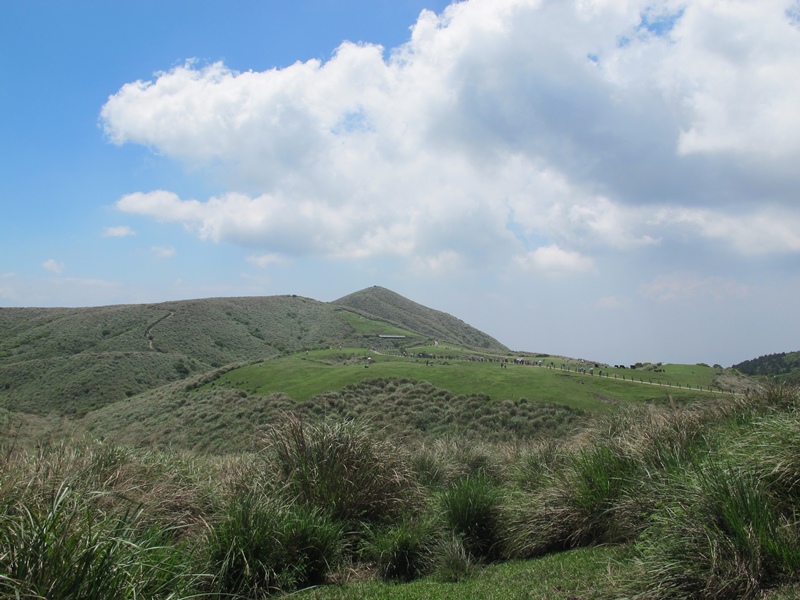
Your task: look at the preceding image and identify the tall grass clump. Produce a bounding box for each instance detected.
[431,533,477,582]
[0,483,198,599]
[629,385,800,599]
[206,493,342,596]
[409,437,507,490]
[727,385,800,507]
[266,416,420,524]
[365,517,436,581]
[564,443,640,545]
[503,434,643,558]
[636,458,800,599]
[509,439,568,491]
[503,404,721,560]
[439,475,503,560]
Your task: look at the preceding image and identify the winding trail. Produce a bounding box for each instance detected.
[144,311,174,351]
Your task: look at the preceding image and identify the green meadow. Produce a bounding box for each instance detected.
[207,347,726,413]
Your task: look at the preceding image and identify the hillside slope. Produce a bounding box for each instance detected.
[334,286,507,352]
[1,289,507,415]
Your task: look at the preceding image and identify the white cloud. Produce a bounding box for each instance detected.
[41,259,65,274]
[640,272,750,302]
[246,253,285,267]
[666,0,800,157]
[101,0,800,272]
[514,245,594,276]
[150,245,176,259]
[102,225,136,237]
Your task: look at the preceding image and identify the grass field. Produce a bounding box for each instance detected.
[207,347,726,413]
[336,311,419,337]
[298,545,630,600]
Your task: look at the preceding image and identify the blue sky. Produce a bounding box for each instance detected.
[2,0,800,367]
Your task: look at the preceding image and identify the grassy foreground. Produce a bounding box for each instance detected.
[3,383,800,598]
[298,545,629,599]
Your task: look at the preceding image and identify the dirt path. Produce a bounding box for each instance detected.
[144,311,174,351]
[576,370,726,394]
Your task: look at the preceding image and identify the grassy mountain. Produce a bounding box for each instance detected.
[334,286,507,352]
[0,290,505,416]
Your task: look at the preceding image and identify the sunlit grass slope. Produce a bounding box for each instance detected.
[208,348,726,412]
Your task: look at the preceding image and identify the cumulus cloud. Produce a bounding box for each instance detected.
[650,206,800,255]
[102,0,800,272]
[41,259,65,274]
[102,225,136,237]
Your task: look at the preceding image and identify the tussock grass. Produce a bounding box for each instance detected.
[206,494,342,596]
[431,533,477,583]
[0,477,202,599]
[365,517,437,582]
[635,460,800,599]
[409,437,510,488]
[87,376,585,455]
[439,475,503,560]
[2,384,800,598]
[266,416,422,524]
